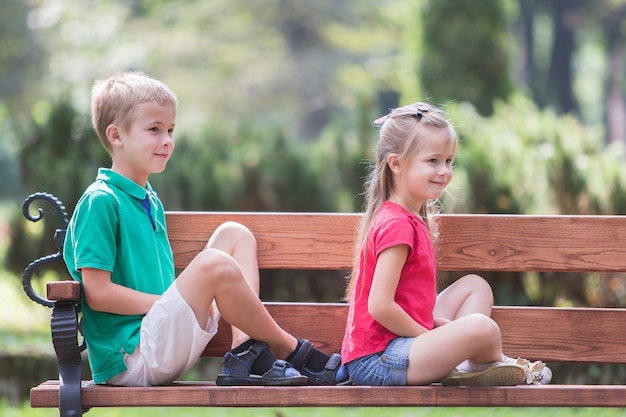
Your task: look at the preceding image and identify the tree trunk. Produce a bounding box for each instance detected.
[604,14,626,145]
[547,0,579,114]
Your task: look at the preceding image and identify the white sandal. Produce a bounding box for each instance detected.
[503,356,552,385]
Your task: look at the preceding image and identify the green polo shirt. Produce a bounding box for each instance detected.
[63,168,175,383]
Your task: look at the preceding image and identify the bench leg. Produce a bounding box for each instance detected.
[51,301,84,417]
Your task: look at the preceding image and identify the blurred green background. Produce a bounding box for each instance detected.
[2,0,626,411]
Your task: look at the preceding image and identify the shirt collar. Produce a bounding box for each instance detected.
[96,168,153,199]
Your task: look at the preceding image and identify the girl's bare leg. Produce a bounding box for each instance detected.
[404,274,502,384]
[434,274,494,320]
[405,313,503,385]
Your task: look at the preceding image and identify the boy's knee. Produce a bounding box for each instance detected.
[211,221,257,249]
[195,248,241,279]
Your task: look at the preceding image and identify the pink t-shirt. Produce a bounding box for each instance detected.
[341,201,437,365]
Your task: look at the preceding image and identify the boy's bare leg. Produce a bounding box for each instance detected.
[177,221,344,385]
[175,222,297,359]
[206,222,262,348]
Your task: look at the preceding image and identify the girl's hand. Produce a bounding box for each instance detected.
[434,317,451,328]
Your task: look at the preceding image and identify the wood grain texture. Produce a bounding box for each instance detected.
[46,213,626,364]
[436,215,626,272]
[166,212,360,270]
[46,281,80,301]
[166,213,626,272]
[30,381,626,408]
[36,212,626,409]
[42,286,626,364]
[203,303,626,364]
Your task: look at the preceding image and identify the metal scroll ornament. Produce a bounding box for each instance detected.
[21,192,69,308]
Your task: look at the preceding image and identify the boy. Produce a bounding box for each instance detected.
[64,71,344,386]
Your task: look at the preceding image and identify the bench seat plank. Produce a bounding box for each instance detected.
[30,381,626,408]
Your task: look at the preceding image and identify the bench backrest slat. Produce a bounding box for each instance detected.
[438,215,626,272]
[167,213,626,272]
[203,303,626,364]
[167,212,360,270]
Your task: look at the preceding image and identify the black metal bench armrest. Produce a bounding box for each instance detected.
[52,301,84,417]
[22,193,85,417]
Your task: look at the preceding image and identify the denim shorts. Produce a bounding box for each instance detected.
[345,337,414,386]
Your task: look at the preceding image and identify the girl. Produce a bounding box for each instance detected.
[341,102,551,386]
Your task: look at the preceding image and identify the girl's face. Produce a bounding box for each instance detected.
[108,101,176,186]
[387,127,456,214]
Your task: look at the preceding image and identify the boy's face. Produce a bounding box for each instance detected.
[107,101,176,186]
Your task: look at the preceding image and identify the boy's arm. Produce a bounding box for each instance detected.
[82,268,160,315]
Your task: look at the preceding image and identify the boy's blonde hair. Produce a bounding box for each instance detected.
[346,102,458,300]
[91,71,178,153]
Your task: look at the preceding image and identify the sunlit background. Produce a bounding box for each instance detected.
[2,0,626,411]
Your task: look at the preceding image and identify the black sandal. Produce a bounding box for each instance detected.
[288,339,349,385]
[216,341,308,386]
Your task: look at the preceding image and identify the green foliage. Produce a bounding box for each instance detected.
[13,0,412,143]
[18,95,109,209]
[6,95,108,275]
[442,95,626,309]
[149,95,378,215]
[11,92,626,309]
[4,0,626,391]
[153,123,355,213]
[0,0,45,110]
[5,0,626,315]
[0,104,20,198]
[421,0,513,116]
[445,94,626,216]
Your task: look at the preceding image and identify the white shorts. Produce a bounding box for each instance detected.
[107,281,220,386]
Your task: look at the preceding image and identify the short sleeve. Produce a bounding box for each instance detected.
[372,215,416,257]
[70,190,119,273]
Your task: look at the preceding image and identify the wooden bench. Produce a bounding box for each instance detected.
[21,192,626,416]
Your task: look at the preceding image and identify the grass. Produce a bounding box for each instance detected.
[3,401,626,417]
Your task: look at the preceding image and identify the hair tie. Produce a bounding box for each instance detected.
[415,106,429,120]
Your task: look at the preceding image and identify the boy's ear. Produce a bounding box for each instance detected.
[387,153,401,174]
[105,124,122,147]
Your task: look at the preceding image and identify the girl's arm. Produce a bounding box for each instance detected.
[82,268,160,315]
[368,245,429,337]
